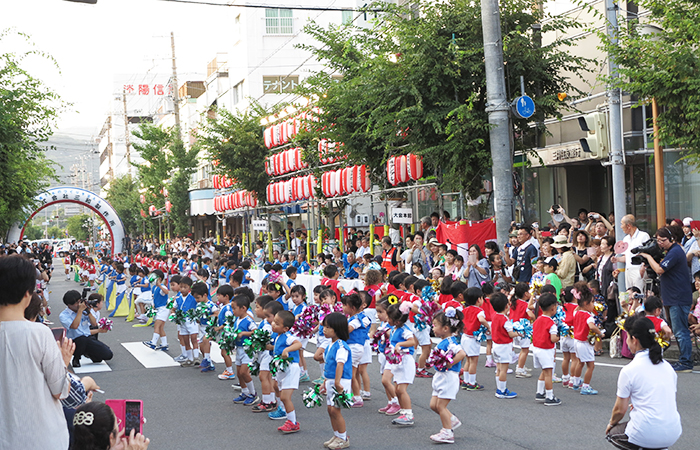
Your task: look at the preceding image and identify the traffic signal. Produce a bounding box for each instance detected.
[578,112,610,160]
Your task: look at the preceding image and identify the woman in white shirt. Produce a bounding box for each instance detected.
[606,314,682,449]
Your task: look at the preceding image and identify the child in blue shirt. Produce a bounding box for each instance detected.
[143,269,170,351]
[268,310,303,432]
[251,296,282,413]
[241,260,254,285]
[342,293,371,407]
[322,312,352,448]
[176,276,200,366]
[134,267,152,322]
[231,294,258,406]
[429,308,467,444]
[192,281,218,372]
[290,285,310,382]
[215,285,236,380]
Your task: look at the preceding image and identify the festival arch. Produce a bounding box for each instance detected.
[5,186,126,255]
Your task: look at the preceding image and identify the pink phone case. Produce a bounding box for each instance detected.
[105,399,143,434]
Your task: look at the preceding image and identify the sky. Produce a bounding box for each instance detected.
[2,0,238,138]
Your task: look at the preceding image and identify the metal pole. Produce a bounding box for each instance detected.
[606,0,627,291]
[652,98,665,229]
[480,0,514,244]
[170,32,182,138]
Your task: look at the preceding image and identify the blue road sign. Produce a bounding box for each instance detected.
[513,95,535,119]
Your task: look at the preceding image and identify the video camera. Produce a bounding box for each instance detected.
[630,238,663,278]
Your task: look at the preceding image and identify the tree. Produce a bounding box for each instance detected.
[0,30,60,236]
[603,0,700,164]
[24,224,43,240]
[47,225,64,239]
[299,0,591,213]
[104,174,142,236]
[67,214,90,241]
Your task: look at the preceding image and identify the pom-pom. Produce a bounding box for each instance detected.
[217,326,240,355]
[332,387,354,409]
[248,360,261,376]
[587,329,603,345]
[166,297,176,310]
[473,324,489,343]
[204,317,219,340]
[399,301,412,316]
[269,355,293,376]
[302,384,325,408]
[243,329,272,359]
[512,318,533,341]
[188,302,209,322]
[168,309,187,326]
[291,305,319,339]
[370,328,390,353]
[426,348,455,371]
[415,297,441,331]
[529,280,544,297]
[594,301,605,313]
[145,305,157,319]
[656,330,670,349]
[384,345,407,364]
[553,306,571,337]
[421,285,438,303]
[97,317,113,331]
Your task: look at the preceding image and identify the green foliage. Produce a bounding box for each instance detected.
[67,214,90,241]
[104,175,142,236]
[299,0,590,199]
[602,0,700,164]
[196,105,271,203]
[0,30,61,236]
[47,225,64,239]
[24,224,43,240]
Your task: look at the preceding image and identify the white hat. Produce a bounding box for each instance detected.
[683,217,693,227]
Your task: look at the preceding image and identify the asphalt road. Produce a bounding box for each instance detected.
[45,266,699,450]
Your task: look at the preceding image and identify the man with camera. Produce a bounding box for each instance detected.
[616,215,650,292]
[59,290,113,368]
[639,226,694,372]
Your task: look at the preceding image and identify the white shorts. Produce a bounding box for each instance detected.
[460,334,481,357]
[574,339,595,363]
[325,378,353,407]
[431,370,460,400]
[135,291,152,304]
[180,319,198,336]
[88,274,96,281]
[317,335,332,351]
[349,343,364,368]
[492,343,514,364]
[235,346,253,366]
[378,352,387,374]
[560,336,576,353]
[364,308,378,324]
[155,306,169,322]
[514,336,531,349]
[258,351,272,372]
[275,362,300,390]
[360,340,372,365]
[486,321,493,340]
[198,324,208,342]
[389,353,416,385]
[532,347,556,369]
[414,326,431,347]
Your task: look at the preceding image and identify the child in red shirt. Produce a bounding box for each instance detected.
[560,286,579,388]
[460,286,490,390]
[509,283,536,378]
[571,282,604,394]
[532,293,561,406]
[490,292,520,399]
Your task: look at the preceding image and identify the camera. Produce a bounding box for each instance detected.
[551,204,561,215]
[630,239,663,266]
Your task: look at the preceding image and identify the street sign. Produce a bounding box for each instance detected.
[391,208,413,224]
[512,95,535,119]
[252,220,269,232]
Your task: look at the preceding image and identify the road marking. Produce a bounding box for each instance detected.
[122,342,180,368]
[73,357,112,374]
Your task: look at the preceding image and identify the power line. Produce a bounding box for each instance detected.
[157,0,384,12]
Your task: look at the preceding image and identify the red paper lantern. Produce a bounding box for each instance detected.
[407,154,423,180]
[139,194,145,204]
[396,155,408,183]
[387,157,397,186]
[165,200,172,213]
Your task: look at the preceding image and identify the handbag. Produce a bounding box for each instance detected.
[609,334,622,359]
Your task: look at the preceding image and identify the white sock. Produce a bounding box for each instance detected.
[486,355,493,363]
[495,376,500,390]
[546,389,554,399]
[263,394,274,403]
[443,428,454,435]
[187,349,193,359]
[287,410,296,424]
[338,432,347,440]
[497,380,506,391]
[334,431,341,438]
[160,336,167,346]
[404,408,413,418]
[562,374,570,381]
[242,387,250,395]
[582,383,590,389]
[248,383,256,395]
[226,366,233,373]
[277,397,285,411]
[204,353,210,361]
[537,380,545,395]
[390,397,398,404]
[193,348,200,358]
[151,333,159,345]
[469,373,476,384]
[179,344,186,356]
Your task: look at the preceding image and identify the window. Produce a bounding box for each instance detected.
[232,81,243,105]
[341,10,353,25]
[265,9,293,34]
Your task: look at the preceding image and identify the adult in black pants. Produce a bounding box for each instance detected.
[59,290,113,367]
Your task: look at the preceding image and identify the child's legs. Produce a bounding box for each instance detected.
[561,352,571,376]
[358,363,370,392]
[571,354,582,378]
[486,339,492,355]
[222,350,232,368]
[299,352,307,372]
[154,320,165,336]
[188,334,199,350]
[273,379,280,398]
[260,371,272,395]
[381,370,396,400]
[467,356,478,375]
[351,366,360,396]
[395,383,411,410]
[182,333,191,350]
[542,368,553,390]
[237,364,250,388]
[327,405,345,433]
[517,347,529,369]
[429,397,452,429]
[582,361,595,384]
[178,332,186,347]
[497,363,509,382]
[280,388,295,413]
[594,338,603,353]
[200,337,210,355]
[418,344,431,368]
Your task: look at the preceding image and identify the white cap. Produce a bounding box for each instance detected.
[683,217,693,227]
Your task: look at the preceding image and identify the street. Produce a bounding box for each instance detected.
[46,270,699,450]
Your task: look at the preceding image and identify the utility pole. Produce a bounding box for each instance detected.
[170,31,182,137]
[122,91,132,177]
[480,0,514,244]
[606,0,627,291]
[107,116,114,182]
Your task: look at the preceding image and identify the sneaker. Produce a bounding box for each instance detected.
[232,383,242,390]
[324,436,340,448]
[277,419,300,434]
[515,370,532,378]
[312,376,326,385]
[430,429,455,444]
[268,406,287,420]
[378,403,392,414]
[252,402,275,413]
[299,372,310,383]
[460,381,470,390]
[571,383,581,391]
[156,345,169,352]
[193,355,202,366]
[385,403,401,416]
[535,393,546,402]
[351,398,364,408]
[180,359,194,367]
[361,392,371,401]
[233,393,248,404]
[243,394,260,406]
[451,415,462,430]
[562,380,570,388]
[415,368,433,378]
[328,437,350,449]
[142,341,157,350]
[200,359,216,373]
[173,355,187,363]
[466,383,484,391]
[484,360,497,368]
[495,389,517,399]
[218,370,236,380]
[544,396,562,406]
[391,414,415,427]
[552,374,562,383]
[580,386,598,395]
[671,363,693,373]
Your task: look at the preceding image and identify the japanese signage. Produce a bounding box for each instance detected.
[527,143,590,167]
[122,83,172,96]
[391,208,413,224]
[262,76,299,94]
[252,220,269,231]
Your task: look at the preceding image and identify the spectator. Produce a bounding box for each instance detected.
[73,402,149,450]
[380,236,399,273]
[605,315,682,449]
[411,231,431,277]
[400,234,414,273]
[0,255,74,450]
[686,228,700,283]
[514,225,538,283]
[617,215,650,292]
[59,290,113,368]
[639,226,694,372]
[343,252,360,279]
[462,244,490,289]
[572,230,594,282]
[552,235,576,287]
[596,236,617,318]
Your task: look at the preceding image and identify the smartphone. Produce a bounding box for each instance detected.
[51,327,65,343]
[124,401,142,435]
